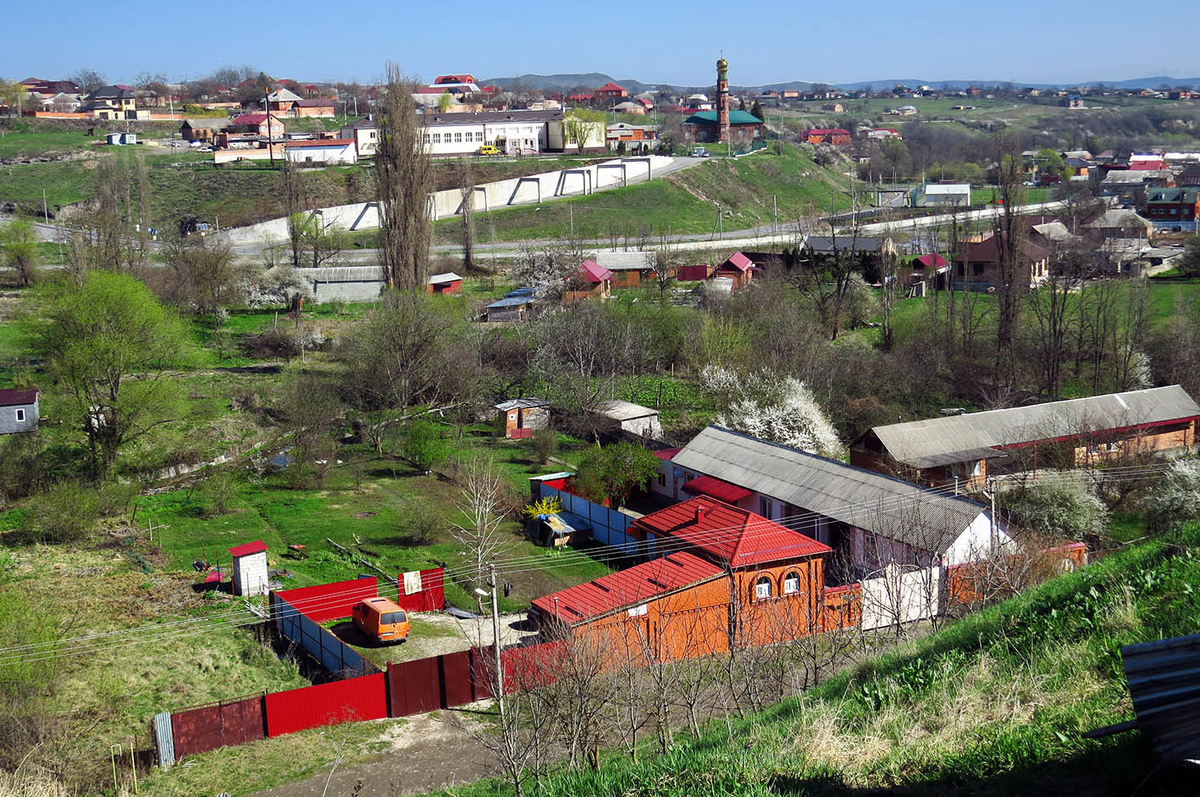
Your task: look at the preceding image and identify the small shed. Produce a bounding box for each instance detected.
[591,399,663,440]
[569,260,613,300]
[715,252,754,292]
[106,132,137,146]
[228,540,269,597]
[0,388,39,435]
[496,398,550,439]
[485,294,537,322]
[677,264,714,282]
[428,272,463,295]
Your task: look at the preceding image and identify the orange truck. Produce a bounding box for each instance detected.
[351,597,410,644]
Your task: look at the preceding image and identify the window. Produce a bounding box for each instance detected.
[369,131,376,139]
[973,263,985,276]
[463,132,472,142]
[754,577,772,600]
[657,472,666,487]
[380,611,407,625]
[783,572,800,595]
[14,409,25,423]
[423,134,430,144]
[759,497,772,518]
[454,132,463,143]
[956,263,965,277]
[433,133,441,143]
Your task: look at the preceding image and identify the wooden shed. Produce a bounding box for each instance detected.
[229,540,269,597]
[427,272,462,295]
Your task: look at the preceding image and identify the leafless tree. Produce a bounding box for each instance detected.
[458,157,476,272]
[377,64,433,290]
[991,132,1027,382]
[451,454,515,591]
[281,157,308,268]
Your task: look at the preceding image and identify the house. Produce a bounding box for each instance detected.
[229,540,269,597]
[485,290,538,322]
[588,400,662,440]
[683,110,764,146]
[1100,169,1173,208]
[1144,187,1200,229]
[595,82,629,102]
[804,128,851,146]
[568,260,612,300]
[180,118,231,142]
[1086,208,1154,240]
[950,231,1049,290]
[595,251,658,288]
[1061,94,1085,108]
[867,128,901,140]
[495,398,550,439]
[893,104,918,116]
[420,110,562,156]
[715,251,754,291]
[804,236,897,281]
[0,388,38,434]
[612,100,646,115]
[339,117,378,157]
[82,85,136,119]
[911,183,971,207]
[606,123,659,152]
[820,102,844,113]
[283,138,357,165]
[676,264,715,282]
[266,87,302,113]
[907,253,949,292]
[850,385,1200,486]
[427,272,462,294]
[292,98,336,118]
[661,426,1008,574]
[529,496,832,660]
[230,113,285,139]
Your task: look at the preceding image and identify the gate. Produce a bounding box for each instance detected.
[860,562,943,631]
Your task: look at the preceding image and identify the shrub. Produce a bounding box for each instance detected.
[8,482,101,544]
[196,470,240,517]
[1140,459,1200,533]
[403,419,448,473]
[532,428,558,465]
[1002,479,1109,541]
[398,498,443,545]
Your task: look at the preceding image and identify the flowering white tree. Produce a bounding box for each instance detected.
[1141,459,1200,533]
[702,366,841,456]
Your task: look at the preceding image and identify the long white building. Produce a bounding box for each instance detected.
[339,110,604,158]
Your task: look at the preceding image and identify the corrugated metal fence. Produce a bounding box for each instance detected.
[538,483,638,553]
[273,591,379,678]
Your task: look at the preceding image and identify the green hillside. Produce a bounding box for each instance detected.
[456,521,1200,796]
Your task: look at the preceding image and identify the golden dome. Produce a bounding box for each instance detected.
[717,57,728,70]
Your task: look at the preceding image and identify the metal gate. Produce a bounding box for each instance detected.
[860,562,942,631]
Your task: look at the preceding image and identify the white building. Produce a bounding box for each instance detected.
[284,138,358,165]
[590,399,663,440]
[913,183,971,207]
[229,540,269,597]
[340,118,379,157]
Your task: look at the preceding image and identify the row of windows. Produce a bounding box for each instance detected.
[754,572,803,600]
[423,131,484,144]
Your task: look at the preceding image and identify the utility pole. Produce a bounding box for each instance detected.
[265,87,274,167]
[569,204,574,235]
[488,565,505,722]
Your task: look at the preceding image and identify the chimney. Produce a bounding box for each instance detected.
[694,504,709,524]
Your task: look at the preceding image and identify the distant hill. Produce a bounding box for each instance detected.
[483,73,1200,94]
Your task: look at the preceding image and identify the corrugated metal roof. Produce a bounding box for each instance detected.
[633,495,831,568]
[672,426,987,553]
[428,272,462,284]
[487,296,536,309]
[1120,634,1200,762]
[681,475,753,504]
[576,259,613,283]
[530,551,722,624]
[593,399,656,422]
[871,386,1200,468]
[719,252,753,272]
[495,398,549,411]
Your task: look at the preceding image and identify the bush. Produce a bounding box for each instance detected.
[8,483,101,544]
[1140,459,1200,533]
[1002,479,1109,541]
[402,419,448,473]
[398,498,443,545]
[532,428,558,465]
[196,470,240,517]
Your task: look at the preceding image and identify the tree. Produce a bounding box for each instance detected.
[562,110,604,151]
[701,365,841,456]
[1140,459,1200,534]
[70,69,105,93]
[749,101,764,121]
[1179,235,1200,278]
[0,219,40,286]
[280,158,309,268]
[450,454,514,590]
[157,235,249,325]
[23,271,194,479]
[458,157,476,271]
[1037,147,1067,181]
[991,132,1028,382]
[376,64,433,290]
[571,443,659,507]
[402,419,449,473]
[1002,480,1109,541]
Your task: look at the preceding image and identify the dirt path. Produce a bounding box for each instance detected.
[254,706,498,797]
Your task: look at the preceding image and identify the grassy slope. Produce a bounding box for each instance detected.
[453,523,1200,796]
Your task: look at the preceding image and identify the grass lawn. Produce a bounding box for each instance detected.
[0,129,107,158]
[0,157,97,210]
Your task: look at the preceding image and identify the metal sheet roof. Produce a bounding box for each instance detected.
[681,475,753,504]
[593,399,657,422]
[495,397,549,411]
[672,426,987,553]
[871,386,1200,468]
[1120,634,1200,762]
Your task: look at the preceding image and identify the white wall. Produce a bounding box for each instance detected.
[285,144,357,164]
[942,511,1012,567]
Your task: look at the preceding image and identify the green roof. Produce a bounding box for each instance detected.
[1148,188,1198,203]
[683,110,762,126]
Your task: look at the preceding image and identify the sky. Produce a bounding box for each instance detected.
[3,0,1197,88]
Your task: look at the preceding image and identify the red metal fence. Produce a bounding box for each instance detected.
[387,648,490,716]
[169,695,266,760]
[395,567,446,613]
[275,577,379,623]
[264,673,388,737]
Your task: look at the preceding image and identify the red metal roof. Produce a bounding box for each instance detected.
[633,496,831,568]
[719,252,753,272]
[435,74,476,85]
[530,551,722,624]
[806,128,850,135]
[228,540,268,558]
[232,113,270,125]
[0,388,37,407]
[653,447,682,460]
[682,475,752,504]
[1129,160,1165,171]
[595,82,627,93]
[576,259,613,283]
[914,253,947,268]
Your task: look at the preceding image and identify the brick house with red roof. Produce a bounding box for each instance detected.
[594,82,629,102]
[529,496,833,662]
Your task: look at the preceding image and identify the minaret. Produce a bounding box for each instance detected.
[716,56,729,143]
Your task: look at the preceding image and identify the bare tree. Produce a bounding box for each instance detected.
[377,64,433,290]
[280,157,308,268]
[451,454,515,591]
[458,157,476,272]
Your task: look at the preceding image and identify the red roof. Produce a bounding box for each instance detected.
[228,540,267,558]
[0,388,37,407]
[530,551,721,624]
[719,252,753,273]
[653,447,682,461]
[284,138,355,148]
[595,82,627,93]
[633,496,831,568]
[806,128,850,135]
[914,253,947,269]
[232,113,270,125]
[435,74,476,85]
[682,475,752,504]
[1129,160,1165,171]
[576,259,613,283]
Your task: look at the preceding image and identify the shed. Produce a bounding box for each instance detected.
[105,132,137,146]
[0,388,39,435]
[590,399,663,440]
[228,540,269,597]
[677,264,715,282]
[485,294,536,322]
[427,272,463,295]
[495,398,550,439]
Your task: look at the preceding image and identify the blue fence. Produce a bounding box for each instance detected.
[272,594,380,678]
[538,483,639,554]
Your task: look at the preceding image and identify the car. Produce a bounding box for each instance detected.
[691,146,709,157]
[352,597,410,644]
[477,144,501,156]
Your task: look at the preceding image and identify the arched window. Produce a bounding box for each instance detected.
[783,572,800,595]
[754,576,772,600]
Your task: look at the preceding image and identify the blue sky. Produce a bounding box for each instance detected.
[3,0,1197,87]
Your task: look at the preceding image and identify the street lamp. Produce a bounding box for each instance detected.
[474,566,504,719]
